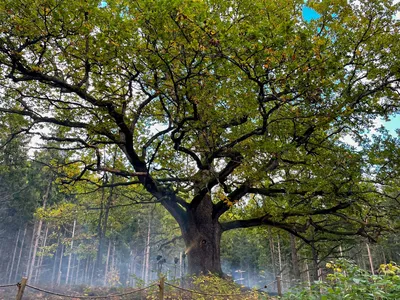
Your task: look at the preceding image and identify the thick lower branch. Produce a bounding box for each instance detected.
[159,192,188,226]
[221,216,310,244]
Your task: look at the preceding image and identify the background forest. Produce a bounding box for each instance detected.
[0,125,399,292]
[0,0,400,298]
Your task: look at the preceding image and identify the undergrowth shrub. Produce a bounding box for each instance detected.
[283,259,400,300]
[146,273,267,300]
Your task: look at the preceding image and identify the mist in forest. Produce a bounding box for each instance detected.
[1,153,398,294]
[0,142,285,293]
[3,212,398,295]
[0,217,282,293]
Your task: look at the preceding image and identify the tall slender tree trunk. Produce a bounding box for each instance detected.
[144,213,151,284]
[360,250,367,270]
[75,258,81,285]
[66,219,76,284]
[311,244,319,281]
[96,187,105,274]
[26,222,37,277]
[14,226,27,282]
[268,229,276,277]
[305,262,311,287]
[132,256,137,286]
[104,239,111,285]
[35,225,49,284]
[277,235,283,289]
[381,246,387,264]
[70,255,75,285]
[84,258,89,284]
[290,234,300,280]
[95,177,115,283]
[277,235,282,274]
[111,241,116,281]
[57,243,65,286]
[8,228,20,283]
[179,252,183,279]
[127,250,133,286]
[28,181,51,280]
[366,243,375,275]
[141,229,146,280]
[0,245,3,281]
[28,220,42,282]
[111,242,116,271]
[5,259,11,281]
[90,258,96,285]
[51,233,60,287]
[96,150,117,280]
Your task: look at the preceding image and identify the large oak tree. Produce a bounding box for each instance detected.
[1,0,399,275]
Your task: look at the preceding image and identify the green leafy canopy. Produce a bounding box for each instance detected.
[0,0,399,250]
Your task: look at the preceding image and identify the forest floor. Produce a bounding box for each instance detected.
[1,284,277,299]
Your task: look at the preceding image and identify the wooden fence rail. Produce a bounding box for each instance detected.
[2,275,281,299]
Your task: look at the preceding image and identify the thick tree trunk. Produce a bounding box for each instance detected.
[180,196,223,275]
[183,221,222,275]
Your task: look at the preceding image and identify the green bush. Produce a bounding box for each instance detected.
[144,273,265,300]
[283,260,400,300]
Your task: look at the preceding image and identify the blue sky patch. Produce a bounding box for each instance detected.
[302,5,321,22]
[384,114,400,135]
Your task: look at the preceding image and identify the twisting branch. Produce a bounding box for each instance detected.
[191,152,244,209]
[220,214,309,243]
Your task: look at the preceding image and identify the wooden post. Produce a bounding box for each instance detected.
[159,276,165,300]
[16,277,27,300]
[276,275,282,297]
